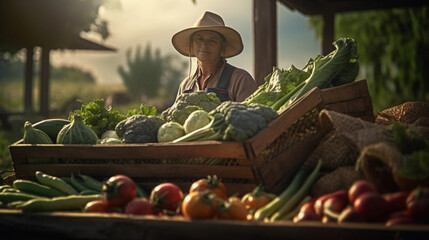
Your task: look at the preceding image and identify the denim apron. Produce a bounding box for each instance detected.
[183,63,236,102]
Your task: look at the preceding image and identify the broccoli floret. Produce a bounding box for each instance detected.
[161,91,221,125]
[213,102,278,141]
[115,115,165,143]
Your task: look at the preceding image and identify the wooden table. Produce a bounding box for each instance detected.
[1,209,428,240]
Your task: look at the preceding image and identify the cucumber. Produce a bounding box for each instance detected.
[35,171,78,195]
[13,179,67,198]
[15,194,102,212]
[0,192,48,204]
[33,118,71,143]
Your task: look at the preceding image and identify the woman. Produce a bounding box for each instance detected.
[172,11,257,102]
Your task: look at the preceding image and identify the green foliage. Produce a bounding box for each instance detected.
[69,99,126,138]
[117,44,187,101]
[51,66,96,83]
[309,7,429,112]
[126,104,158,117]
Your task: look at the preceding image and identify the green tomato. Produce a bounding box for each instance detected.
[183,110,211,134]
[157,122,186,143]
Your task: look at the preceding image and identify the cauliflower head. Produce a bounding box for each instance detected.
[157,121,186,143]
[161,91,221,125]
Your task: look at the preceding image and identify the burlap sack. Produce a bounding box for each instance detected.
[319,110,376,141]
[376,101,429,125]
[302,130,359,172]
[355,126,389,151]
[357,142,429,192]
[310,166,365,198]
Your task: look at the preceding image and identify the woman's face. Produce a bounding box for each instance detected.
[192,31,223,64]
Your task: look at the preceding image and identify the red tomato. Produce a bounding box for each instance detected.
[348,180,377,204]
[181,191,220,219]
[338,206,362,223]
[84,200,109,213]
[406,186,429,220]
[314,190,348,218]
[189,175,227,200]
[293,200,320,223]
[217,198,248,220]
[384,191,409,213]
[150,182,184,213]
[125,197,155,215]
[353,192,388,221]
[102,175,136,208]
[241,186,273,210]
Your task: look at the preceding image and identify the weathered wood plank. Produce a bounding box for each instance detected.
[0,209,427,240]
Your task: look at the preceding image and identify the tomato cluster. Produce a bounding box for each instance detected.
[82,174,276,221]
[293,180,429,225]
[84,175,183,216]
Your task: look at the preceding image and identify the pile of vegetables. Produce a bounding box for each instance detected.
[244,38,359,112]
[171,101,278,142]
[292,180,429,225]
[160,91,221,125]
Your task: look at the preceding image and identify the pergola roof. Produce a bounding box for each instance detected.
[54,36,116,52]
[278,0,429,15]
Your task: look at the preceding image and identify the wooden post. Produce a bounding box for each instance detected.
[253,0,277,86]
[322,11,335,55]
[40,47,50,117]
[24,47,34,114]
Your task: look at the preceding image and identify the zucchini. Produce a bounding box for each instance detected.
[0,192,48,204]
[35,171,78,195]
[32,118,71,143]
[15,194,102,212]
[70,174,92,192]
[13,179,67,198]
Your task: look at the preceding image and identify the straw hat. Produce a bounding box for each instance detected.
[172,11,243,58]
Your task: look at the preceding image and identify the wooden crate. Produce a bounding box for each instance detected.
[245,79,374,193]
[9,80,374,195]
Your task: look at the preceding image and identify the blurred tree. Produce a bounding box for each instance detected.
[117,44,187,101]
[309,7,429,112]
[0,0,110,56]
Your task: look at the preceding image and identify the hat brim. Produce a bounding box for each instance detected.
[172,26,243,58]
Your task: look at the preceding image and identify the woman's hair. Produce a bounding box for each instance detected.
[187,31,226,80]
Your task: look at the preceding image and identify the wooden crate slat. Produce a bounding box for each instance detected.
[14,164,255,180]
[257,131,325,193]
[325,97,373,115]
[10,141,248,159]
[320,79,369,103]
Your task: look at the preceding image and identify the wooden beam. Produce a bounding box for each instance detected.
[24,47,34,114]
[322,10,335,55]
[253,0,277,86]
[40,47,50,117]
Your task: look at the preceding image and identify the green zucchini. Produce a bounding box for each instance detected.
[15,194,102,212]
[0,192,48,204]
[13,179,67,198]
[35,171,78,195]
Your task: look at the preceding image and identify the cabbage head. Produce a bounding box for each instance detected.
[157,122,186,143]
[183,110,211,134]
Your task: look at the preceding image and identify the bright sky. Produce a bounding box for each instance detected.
[51,0,320,85]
